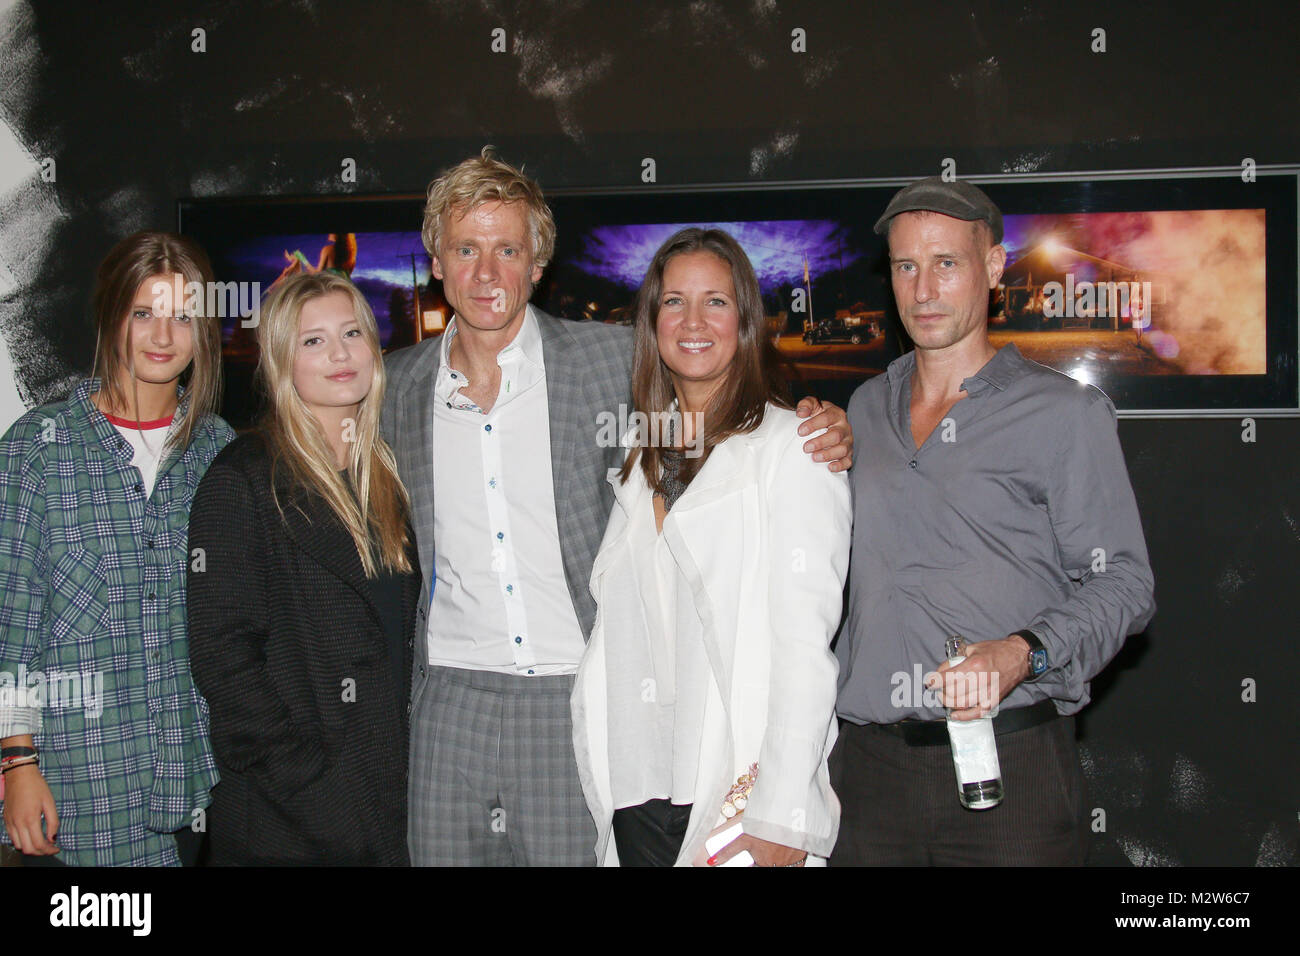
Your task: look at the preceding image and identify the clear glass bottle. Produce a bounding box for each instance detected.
[943,636,1003,810]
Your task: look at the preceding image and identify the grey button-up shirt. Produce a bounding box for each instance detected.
[835,344,1156,724]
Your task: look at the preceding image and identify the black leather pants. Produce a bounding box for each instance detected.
[612,799,694,866]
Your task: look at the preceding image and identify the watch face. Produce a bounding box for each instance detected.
[1029,648,1049,676]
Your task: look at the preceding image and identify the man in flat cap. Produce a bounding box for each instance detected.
[829,177,1156,865]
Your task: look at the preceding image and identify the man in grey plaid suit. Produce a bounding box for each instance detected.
[382,148,852,865]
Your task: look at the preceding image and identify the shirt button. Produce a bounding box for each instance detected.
[909,459,918,469]
[134,483,143,493]
[527,669,535,676]
[489,478,497,488]
[147,592,155,600]
[496,532,504,540]
[514,635,522,644]
[446,401,452,408]
[506,584,514,594]
[147,539,155,548]
[484,424,492,433]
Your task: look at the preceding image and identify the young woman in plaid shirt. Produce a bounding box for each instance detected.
[0,232,232,866]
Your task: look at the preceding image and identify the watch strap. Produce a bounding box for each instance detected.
[1013,629,1049,679]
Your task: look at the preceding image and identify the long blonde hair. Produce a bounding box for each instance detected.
[89,232,223,451]
[255,272,412,577]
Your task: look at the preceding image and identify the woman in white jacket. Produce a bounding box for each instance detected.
[571,228,851,866]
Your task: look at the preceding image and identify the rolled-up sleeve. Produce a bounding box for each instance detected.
[0,420,48,738]
[1027,392,1156,705]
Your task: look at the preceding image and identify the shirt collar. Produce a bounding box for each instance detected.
[507,304,546,370]
[440,304,544,370]
[74,377,190,461]
[965,342,1025,392]
[885,350,918,396]
[435,305,546,408]
[886,342,1028,398]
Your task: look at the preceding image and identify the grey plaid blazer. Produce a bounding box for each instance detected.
[381,309,634,709]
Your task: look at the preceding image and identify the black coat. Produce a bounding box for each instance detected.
[187,432,418,866]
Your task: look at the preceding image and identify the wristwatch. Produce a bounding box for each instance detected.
[1013,629,1049,681]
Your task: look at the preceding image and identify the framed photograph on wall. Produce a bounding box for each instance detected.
[179,195,434,427]
[539,166,1298,417]
[179,164,1298,425]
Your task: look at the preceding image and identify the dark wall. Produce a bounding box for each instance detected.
[2,0,1296,865]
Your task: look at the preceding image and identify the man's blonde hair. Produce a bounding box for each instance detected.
[421,146,556,268]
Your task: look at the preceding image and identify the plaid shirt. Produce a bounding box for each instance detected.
[0,379,234,865]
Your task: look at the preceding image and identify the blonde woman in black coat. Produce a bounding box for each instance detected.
[188,272,419,865]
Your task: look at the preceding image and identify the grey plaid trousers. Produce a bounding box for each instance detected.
[407,666,597,866]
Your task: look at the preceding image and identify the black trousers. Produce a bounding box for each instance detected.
[612,799,694,867]
[829,715,1087,866]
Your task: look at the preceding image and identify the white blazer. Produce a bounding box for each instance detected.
[571,404,851,865]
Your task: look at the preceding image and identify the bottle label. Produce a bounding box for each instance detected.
[946,715,1002,783]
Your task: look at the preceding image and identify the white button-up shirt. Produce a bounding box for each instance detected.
[607,496,708,810]
[426,306,587,676]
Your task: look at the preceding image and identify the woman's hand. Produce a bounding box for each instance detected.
[707,831,807,867]
[3,764,59,855]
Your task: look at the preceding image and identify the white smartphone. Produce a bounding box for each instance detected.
[704,821,744,856]
[704,821,754,866]
[717,850,755,867]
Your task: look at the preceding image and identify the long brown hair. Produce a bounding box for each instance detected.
[255,272,413,577]
[620,228,791,493]
[89,231,223,452]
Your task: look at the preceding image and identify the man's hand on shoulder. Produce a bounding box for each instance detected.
[794,396,853,472]
[927,635,1033,720]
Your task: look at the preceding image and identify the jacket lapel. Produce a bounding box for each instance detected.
[537,313,607,635]
[278,479,385,640]
[664,434,753,514]
[399,343,441,591]
[595,430,755,590]
[539,315,582,513]
[659,436,758,708]
[590,461,647,583]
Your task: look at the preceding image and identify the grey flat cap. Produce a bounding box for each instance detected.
[873,177,1003,244]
